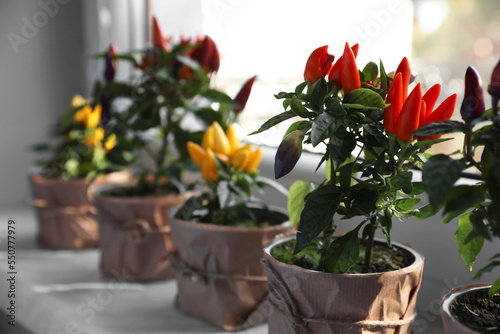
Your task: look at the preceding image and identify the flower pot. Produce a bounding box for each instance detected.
[169,206,290,331]
[262,236,424,334]
[28,171,130,249]
[441,283,499,333]
[92,183,193,281]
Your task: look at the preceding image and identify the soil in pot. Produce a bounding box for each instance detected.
[271,238,415,274]
[450,290,500,333]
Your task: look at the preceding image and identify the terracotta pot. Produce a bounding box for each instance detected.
[441,283,495,334]
[28,171,130,249]
[263,236,424,334]
[92,183,193,281]
[169,206,290,331]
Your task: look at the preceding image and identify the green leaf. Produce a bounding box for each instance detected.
[330,132,356,170]
[323,223,363,273]
[473,260,500,280]
[442,208,467,224]
[338,162,355,190]
[379,60,390,99]
[325,98,346,116]
[295,185,342,254]
[422,155,466,209]
[379,211,393,247]
[414,203,437,220]
[351,189,379,215]
[388,171,413,194]
[362,61,378,82]
[394,198,421,212]
[283,121,311,139]
[412,120,470,137]
[343,88,386,109]
[287,180,315,227]
[249,111,296,135]
[455,212,484,271]
[200,89,238,107]
[310,76,328,112]
[295,81,308,96]
[408,182,426,196]
[444,185,485,214]
[490,277,500,296]
[311,112,341,147]
[482,151,500,220]
[290,96,315,118]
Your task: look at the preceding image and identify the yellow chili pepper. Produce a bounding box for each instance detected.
[70,94,88,108]
[187,141,206,168]
[85,127,105,147]
[85,104,102,129]
[231,144,252,169]
[225,123,240,155]
[245,147,262,173]
[73,104,91,124]
[201,124,214,150]
[202,148,218,182]
[104,133,116,151]
[210,122,231,155]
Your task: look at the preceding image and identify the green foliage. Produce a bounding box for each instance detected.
[256,59,439,273]
[420,97,500,295]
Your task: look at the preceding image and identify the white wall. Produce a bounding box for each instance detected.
[0,0,86,206]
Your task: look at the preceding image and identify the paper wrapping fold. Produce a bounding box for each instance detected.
[93,185,193,281]
[263,236,424,334]
[28,171,129,249]
[169,209,290,332]
[441,283,492,334]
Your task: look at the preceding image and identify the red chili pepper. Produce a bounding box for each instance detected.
[396,83,422,141]
[420,83,441,125]
[303,45,334,83]
[234,76,257,115]
[191,35,220,73]
[151,16,170,51]
[328,43,359,87]
[418,93,457,141]
[396,57,411,98]
[340,42,361,94]
[384,72,404,134]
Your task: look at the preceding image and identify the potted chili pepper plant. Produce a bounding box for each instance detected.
[252,42,458,333]
[416,59,500,333]
[169,119,291,331]
[91,16,258,281]
[30,44,130,249]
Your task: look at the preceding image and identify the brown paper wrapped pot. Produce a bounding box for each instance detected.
[441,283,493,334]
[92,183,193,281]
[263,236,424,334]
[28,171,130,249]
[169,206,290,331]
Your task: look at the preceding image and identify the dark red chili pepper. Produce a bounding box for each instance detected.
[396,57,411,98]
[488,58,500,114]
[100,91,111,125]
[341,42,361,94]
[328,43,359,87]
[191,35,220,74]
[461,66,485,123]
[275,130,305,179]
[304,46,334,83]
[104,44,117,83]
[151,16,169,51]
[384,72,403,134]
[396,83,422,141]
[234,76,257,115]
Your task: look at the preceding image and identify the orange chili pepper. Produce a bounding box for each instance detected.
[396,83,422,141]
